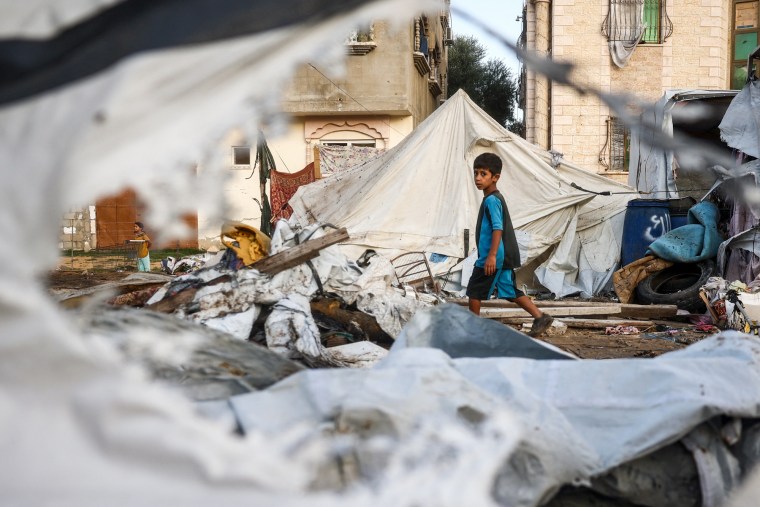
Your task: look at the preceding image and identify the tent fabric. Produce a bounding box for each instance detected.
[0,0,375,105]
[720,80,760,159]
[290,90,636,297]
[270,163,315,223]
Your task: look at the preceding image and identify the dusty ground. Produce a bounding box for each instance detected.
[47,257,711,359]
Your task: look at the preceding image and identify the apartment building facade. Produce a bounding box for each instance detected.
[521,0,749,181]
[198,12,451,246]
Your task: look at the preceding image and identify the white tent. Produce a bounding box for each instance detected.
[290,90,636,297]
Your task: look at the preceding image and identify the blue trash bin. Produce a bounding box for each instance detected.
[668,196,697,230]
[621,199,672,266]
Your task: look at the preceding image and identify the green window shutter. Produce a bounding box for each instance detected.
[642,0,660,43]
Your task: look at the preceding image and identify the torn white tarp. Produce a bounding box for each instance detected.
[265,293,322,361]
[230,348,526,504]
[326,340,388,368]
[228,305,760,506]
[224,304,760,506]
[1,0,445,504]
[720,80,760,159]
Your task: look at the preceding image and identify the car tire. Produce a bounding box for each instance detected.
[635,260,716,313]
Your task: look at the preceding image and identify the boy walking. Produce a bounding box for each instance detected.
[466,153,553,337]
[133,221,152,272]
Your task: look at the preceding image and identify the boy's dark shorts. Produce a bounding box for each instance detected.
[466,267,525,301]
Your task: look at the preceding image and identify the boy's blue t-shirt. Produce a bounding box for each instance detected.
[475,194,504,268]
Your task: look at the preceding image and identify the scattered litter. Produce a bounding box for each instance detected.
[326,341,388,368]
[605,325,640,335]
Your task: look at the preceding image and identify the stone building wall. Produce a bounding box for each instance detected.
[526,0,731,177]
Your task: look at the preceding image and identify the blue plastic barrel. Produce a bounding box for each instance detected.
[621,199,672,266]
[668,197,696,230]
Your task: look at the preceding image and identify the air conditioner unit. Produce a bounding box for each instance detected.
[444,26,453,46]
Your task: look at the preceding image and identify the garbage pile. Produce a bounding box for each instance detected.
[140,220,436,368]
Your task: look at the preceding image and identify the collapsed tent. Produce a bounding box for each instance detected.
[290,90,635,297]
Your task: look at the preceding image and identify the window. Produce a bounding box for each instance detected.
[642,0,661,43]
[603,0,672,44]
[321,140,376,148]
[609,118,630,172]
[732,1,760,89]
[232,146,250,165]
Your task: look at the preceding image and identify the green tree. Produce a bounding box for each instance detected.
[447,35,522,135]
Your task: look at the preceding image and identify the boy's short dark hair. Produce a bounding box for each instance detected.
[135,221,144,229]
[473,152,502,175]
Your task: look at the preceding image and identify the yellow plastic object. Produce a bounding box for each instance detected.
[220,222,271,266]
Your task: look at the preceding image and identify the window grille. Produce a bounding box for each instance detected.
[609,118,630,172]
[321,140,377,148]
[602,0,672,44]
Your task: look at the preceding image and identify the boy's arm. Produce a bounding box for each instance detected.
[485,229,502,275]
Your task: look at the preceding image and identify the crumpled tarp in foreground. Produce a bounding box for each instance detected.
[230,304,760,506]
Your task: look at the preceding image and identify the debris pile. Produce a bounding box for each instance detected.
[107,221,435,369]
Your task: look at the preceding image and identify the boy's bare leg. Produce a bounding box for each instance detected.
[468,298,481,315]
[513,295,542,318]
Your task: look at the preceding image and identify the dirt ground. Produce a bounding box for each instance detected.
[47,257,710,360]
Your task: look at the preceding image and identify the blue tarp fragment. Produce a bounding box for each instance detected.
[646,201,721,263]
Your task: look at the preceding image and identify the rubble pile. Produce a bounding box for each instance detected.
[83,221,435,369]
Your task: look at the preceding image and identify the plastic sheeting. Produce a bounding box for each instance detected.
[290,90,635,298]
[228,303,760,506]
[0,1,441,503]
[720,80,760,159]
[392,303,575,360]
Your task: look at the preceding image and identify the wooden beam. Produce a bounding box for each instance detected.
[496,317,657,329]
[449,298,620,308]
[619,304,678,319]
[250,227,349,275]
[450,298,678,319]
[480,305,623,318]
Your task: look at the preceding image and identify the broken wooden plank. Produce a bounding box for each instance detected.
[448,298,620,308]
[250,227,350,275]
[619,304,678,319]
[480,305,623,319]
[496,317,657,329]
[450,298,678,319]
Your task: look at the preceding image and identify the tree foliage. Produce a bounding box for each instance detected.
[447,35,521,134]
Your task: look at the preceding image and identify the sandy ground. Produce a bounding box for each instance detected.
[47,257,710,359]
